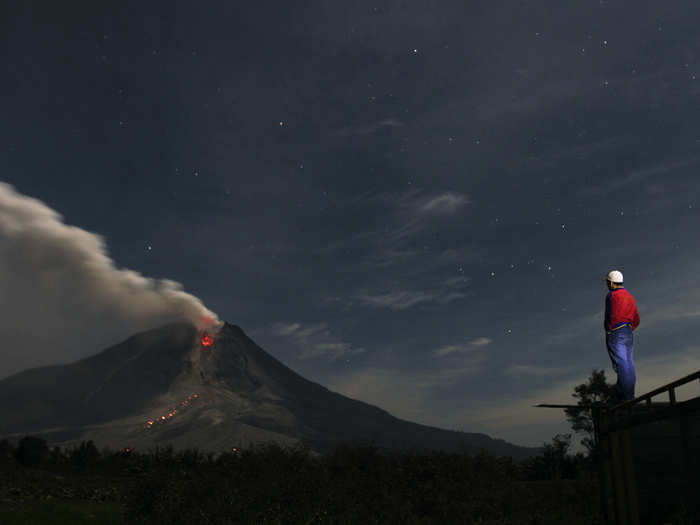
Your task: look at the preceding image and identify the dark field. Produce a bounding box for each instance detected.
[0,438,599,524]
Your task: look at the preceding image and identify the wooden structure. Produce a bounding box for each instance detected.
[538,369,700,525]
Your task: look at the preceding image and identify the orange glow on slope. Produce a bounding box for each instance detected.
[201,334,214,347]
[145,393,200,429]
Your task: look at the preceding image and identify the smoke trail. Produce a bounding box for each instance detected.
[0,182,221,379]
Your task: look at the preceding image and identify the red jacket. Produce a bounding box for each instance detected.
[604,287,640,332]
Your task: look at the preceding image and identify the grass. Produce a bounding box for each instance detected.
[0,499,123,525]
[0,439,608,524]
[121,442,599,524]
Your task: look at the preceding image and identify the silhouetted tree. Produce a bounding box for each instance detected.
[70,440,100,470]
[49,445,64,464]
[15,435,49,466]
[564,368,616,454]
[521,434,575,480]
[541,433,571,479]
[0,439,14,462]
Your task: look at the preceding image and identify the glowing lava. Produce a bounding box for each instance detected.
[145,393,199,429]
[201,334,214,347]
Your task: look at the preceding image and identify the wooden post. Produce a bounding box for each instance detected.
[610,431,629,524]
[621,429,640,525]
[597,407,617,525]
[678,413,695,520]
[592,406,609,525]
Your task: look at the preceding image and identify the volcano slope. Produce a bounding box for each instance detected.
[0,322,539,459]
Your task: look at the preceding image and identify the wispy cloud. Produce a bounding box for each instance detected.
[433,337,492,357]
[324,359,487,425]
[523,137,620,172]
[579,156,700,197]
[270,321,366,362]
[313,188,474,274]
[420,192,470,213]
[504,364,577,377]
[365,190,472,268]
[311,187,478,315]
[353,289,440,310]
[450,348,700,448]
[349,275,472,311]
[336,118,404,136]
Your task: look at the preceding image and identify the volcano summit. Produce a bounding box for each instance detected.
[0,322,538,459]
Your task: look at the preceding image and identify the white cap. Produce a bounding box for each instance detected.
[606,270,624,283]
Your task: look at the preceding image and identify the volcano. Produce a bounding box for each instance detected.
[0,322,538,459]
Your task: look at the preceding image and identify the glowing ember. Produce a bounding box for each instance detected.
[144,393,200,429]
[201,334,214,347]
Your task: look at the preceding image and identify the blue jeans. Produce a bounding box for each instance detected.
[606,325,636,401]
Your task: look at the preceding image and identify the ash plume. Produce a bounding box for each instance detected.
[0,182,221,379]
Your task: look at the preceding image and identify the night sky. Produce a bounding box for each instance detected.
[4,1,700,449]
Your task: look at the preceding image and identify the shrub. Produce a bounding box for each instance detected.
[0,438,14,462]
[70,440,101,471]
[14,435,49,467]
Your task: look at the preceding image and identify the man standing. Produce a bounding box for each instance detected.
[604,270,641,402]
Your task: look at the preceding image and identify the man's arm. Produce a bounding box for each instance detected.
[604,293,611,331]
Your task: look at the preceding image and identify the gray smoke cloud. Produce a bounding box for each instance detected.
[0,182,221,379]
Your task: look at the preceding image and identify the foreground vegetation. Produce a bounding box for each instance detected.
[0,435,599,524]
[3,369,693,523]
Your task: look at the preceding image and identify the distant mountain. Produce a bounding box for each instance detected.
[0,322,540,459]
